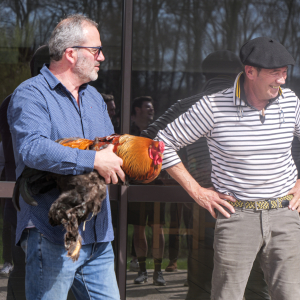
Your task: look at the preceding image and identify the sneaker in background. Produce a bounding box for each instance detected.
[134,271,148,284]
[153,271,166,286]
[0,262,13,276]
[129,258,140,272]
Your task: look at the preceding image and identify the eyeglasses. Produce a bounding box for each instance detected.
[68,46,103,57]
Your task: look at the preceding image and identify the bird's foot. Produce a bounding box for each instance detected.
[66,236,82,262]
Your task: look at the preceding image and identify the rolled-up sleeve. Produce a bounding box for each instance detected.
[156,97,215,169]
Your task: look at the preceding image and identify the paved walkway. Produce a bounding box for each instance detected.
[126,260,269,299]
[0,274,8,300]
[127,270,190,300]
[0,265,269,299]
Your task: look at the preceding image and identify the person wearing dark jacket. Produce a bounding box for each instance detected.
[0,44,77,300]
[0,94,25,300]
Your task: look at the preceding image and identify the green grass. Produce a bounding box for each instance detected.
[126,257,187,270]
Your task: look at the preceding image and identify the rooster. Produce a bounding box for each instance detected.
[13,134,164,261]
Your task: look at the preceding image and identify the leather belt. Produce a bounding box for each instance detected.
[227,194,293,210]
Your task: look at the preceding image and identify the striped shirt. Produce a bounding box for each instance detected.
[156,72,300,201]
[141,76,234,187]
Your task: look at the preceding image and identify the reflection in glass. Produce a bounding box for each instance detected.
[132,0,300,122]
[127,202,271,299]
[129,0,299,298]
[0,2,123,299]
[0,0,123,116]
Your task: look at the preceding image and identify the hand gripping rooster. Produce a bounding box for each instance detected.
[13,134,165,261]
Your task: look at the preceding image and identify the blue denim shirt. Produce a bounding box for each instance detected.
[7,65,115,245]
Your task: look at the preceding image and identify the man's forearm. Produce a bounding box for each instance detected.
[166,162,203,200]
[166,162,235,218]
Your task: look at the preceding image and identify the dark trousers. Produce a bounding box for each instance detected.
[6,224,26,300]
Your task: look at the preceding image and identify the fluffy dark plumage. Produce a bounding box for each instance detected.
[48,171,107,261]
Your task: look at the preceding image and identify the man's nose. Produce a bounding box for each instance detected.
[276,73,286,85]
[97,51,105,62]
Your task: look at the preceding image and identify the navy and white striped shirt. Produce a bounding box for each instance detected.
[7,65,115,245]
[156,72,300,201]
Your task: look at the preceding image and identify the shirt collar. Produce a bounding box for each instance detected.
[40,64,61,89]
[233,71,283,107]
[40,64,88,93]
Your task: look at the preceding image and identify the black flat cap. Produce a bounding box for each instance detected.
[240,37,295,69]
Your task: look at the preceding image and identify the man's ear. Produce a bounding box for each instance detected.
[64,48,77,64]
[244,65,256,80]
[135,107,141,115]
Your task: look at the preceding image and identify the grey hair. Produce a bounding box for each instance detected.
[48,14,98,61]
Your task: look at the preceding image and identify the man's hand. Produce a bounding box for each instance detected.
[195,186,236,219]
[94,144,125,184]
[287,179,300,212]
[166,162,235,219]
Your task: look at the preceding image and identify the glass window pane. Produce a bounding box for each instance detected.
[129,0,299,298]
[127,201,270,299]
[132,0,300,119]
[0,2,122,299]
[0,1,123,133]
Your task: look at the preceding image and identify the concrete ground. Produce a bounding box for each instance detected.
[126,260,270,299]
[0,272,8,300]
[0,263,269,300]
[127,269,189,300]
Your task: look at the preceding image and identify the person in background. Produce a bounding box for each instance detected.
[0,98,24,298]
[0,141,10,279]
[0,45,50,285]
[0,142,4,176]
[0,45,78,300]
[101,93,121,134]
[128,96,166,286]
[7,14,124,300]
[101,93,116,119]
[130,96,154,136]
[154,37,300,300]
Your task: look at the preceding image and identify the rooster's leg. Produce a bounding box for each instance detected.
[62,215,82,262]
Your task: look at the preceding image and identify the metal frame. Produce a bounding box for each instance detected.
[116,0,133,298]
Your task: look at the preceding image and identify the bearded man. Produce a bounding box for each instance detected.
[7,14,124,300]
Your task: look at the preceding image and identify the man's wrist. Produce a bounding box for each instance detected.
[76,149,96,175]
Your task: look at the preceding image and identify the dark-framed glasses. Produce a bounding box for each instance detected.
[68,46,103,56]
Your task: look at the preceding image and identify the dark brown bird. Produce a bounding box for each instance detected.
[48,171,107,261]
[13,134,165,261]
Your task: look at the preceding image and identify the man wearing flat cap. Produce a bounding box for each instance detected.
[154,37,300,299]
